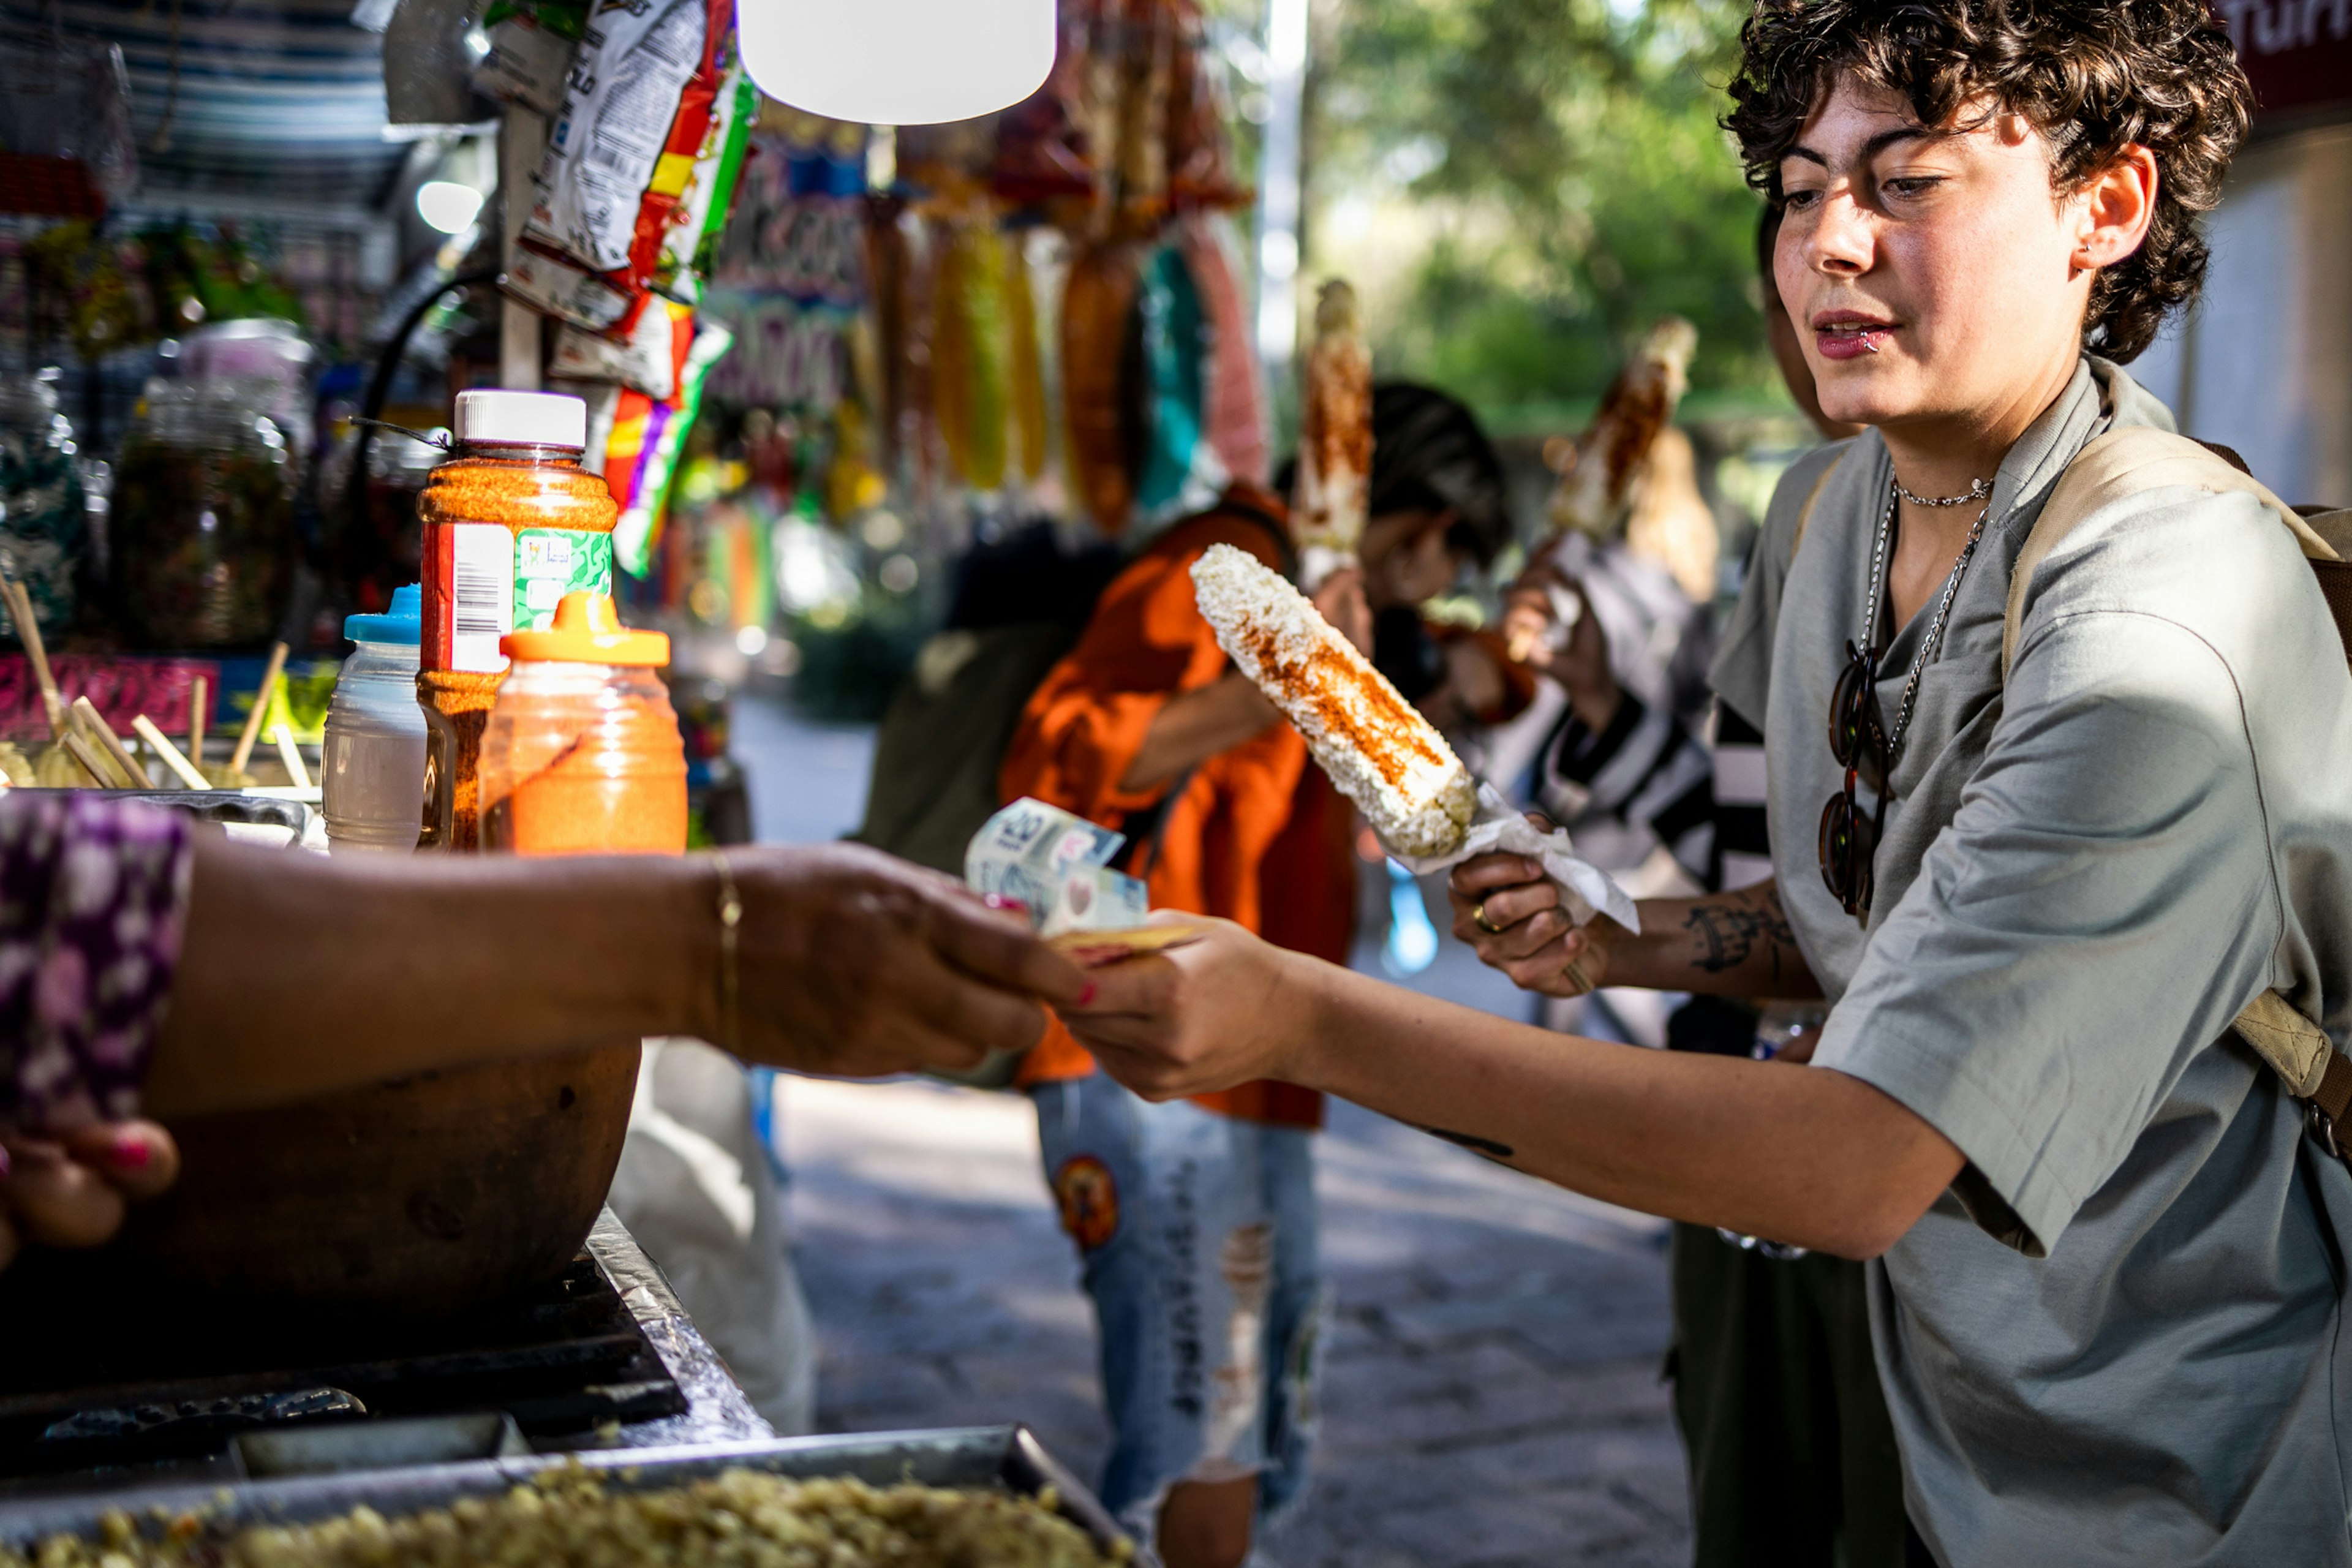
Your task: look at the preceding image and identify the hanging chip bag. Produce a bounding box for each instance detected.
[471,0,587,115]
[565,320,733,579]
[510,0,733,333]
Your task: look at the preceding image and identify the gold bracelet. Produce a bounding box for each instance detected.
[712,851,742,1054]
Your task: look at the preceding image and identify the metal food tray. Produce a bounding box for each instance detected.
[0,1425,1129,1558]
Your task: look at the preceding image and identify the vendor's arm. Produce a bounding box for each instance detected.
[148,837,1084,1118]
[1065,922,1956,1257]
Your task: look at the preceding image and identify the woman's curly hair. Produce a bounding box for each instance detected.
[1722,0,2252,361]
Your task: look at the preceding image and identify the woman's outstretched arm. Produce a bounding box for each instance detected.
[148,832,1086,1118]
[1063,919,1954,1259]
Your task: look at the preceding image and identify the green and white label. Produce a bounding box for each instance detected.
[514,528,614,632]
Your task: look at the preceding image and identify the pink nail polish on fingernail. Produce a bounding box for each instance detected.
[1077,982,1097,1006]
[0,1144,11,1179]
[110,1134,151,1170]
[985,894,1030,913]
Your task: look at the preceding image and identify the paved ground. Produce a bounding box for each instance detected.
[742,698,1694,1566]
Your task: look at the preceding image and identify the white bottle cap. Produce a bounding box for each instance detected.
[453,389,587,450]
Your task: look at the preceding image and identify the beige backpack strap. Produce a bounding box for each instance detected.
[1786,451,1844,564]
[2000,428,2342,678]
[1997,427,2352,1141]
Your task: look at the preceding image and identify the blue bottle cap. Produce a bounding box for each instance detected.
[344,583,421,645]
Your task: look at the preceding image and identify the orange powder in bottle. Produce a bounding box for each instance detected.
[417,391,619,851]
[477,593,686,856]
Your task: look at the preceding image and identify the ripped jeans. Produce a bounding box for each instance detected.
[1032,1072,1327,1538]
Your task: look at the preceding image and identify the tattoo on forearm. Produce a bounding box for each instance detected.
[1421,1126,1517,1162]
[1681,885,1800,981]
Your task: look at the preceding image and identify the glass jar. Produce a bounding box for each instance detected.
[323,583,427,852]
[417,390,616,851]
[111,377,296,648]
[0,371,89,643]
[478,592,684,856]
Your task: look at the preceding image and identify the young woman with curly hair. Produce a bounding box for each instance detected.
[1060,0,2352,1560]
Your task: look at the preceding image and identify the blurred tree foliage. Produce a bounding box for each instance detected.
[1313,0,1775,413]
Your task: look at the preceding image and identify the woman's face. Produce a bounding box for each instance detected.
[1773,76,2130,437]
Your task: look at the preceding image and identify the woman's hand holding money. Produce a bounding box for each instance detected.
[1058,916,1319,1101]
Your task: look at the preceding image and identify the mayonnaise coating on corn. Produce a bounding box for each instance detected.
[1191,543,1476,859]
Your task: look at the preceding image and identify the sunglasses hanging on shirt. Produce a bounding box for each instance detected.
[1820,475,1992,920]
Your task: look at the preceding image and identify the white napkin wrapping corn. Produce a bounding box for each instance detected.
[1390,781,1638,933]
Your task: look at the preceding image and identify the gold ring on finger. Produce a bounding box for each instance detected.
[1473,902,1503,936]
[1561,957,1594,997]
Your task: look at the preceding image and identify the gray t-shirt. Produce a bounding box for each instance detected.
[1711,358,2352,1565]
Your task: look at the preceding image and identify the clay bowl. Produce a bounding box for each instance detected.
[0,1044,639,1340]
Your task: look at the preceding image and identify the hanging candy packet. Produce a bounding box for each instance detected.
[1180,213,1268,486]
[1061,243,1141,534]
[931,217,1009,492]
[1005,230,1049,484]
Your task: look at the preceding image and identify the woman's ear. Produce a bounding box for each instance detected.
[2074,144,2160,275]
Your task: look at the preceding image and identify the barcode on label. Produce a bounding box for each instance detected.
[454,565,506,635]
[447,523,515,673]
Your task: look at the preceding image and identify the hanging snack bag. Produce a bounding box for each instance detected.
[508,0,733,333]
[472,0,587,116]
[568,322,733,578]
[654,53,756,308]
[551,296,693,399]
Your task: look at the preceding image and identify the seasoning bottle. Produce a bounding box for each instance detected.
[322,582,427,852]
[477,591,686,856]
[416,390,617,850]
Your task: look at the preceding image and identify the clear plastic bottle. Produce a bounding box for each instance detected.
[323,583,428,852]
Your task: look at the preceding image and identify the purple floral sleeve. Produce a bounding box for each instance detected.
[0,794,192,1129]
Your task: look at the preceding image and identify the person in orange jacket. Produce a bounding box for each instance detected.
[1001,385,1521,1568]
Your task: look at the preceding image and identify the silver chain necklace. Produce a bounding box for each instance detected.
[1892,473,1992,508]
[1860,477,1993,770]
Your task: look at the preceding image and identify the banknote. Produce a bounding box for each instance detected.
[967,797,1150,937]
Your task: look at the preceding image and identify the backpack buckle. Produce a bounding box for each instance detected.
[2308,1099,2343,1161]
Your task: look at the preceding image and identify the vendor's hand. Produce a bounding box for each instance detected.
[735,844,1090,1079]
[1448,836,1621,998]
[0,1121,181,1272]
[1311,566,1374,655]
[1058,916,1306,1101]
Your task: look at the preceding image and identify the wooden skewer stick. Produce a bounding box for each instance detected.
[230,641,290,778]
[70,697,145,787]
[271,723,311,790]
[59,732,113,788]
[134,715,211,790]
[0,576,62,740]
[187,676,208,781]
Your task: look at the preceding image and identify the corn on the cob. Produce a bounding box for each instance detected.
[1291,279,1372,580]
[1547,316,1698,536]
[1192,543,1475,859]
